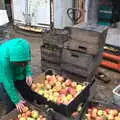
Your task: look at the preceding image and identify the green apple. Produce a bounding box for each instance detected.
[27,117,35,120]
[31,110,39,119]
[38,89,44,95]
[97,110,104,116]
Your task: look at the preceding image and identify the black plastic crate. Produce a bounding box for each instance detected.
[47,83,90,117]
[33,72,92,117]
[41,60,61,73]
[47,99,90,120]
[41,44,62,64]
[81,101,120,120]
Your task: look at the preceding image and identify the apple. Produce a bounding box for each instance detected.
[88,108,92,113]
[52,96,57,103]
[53,92,59,97]
[71,82,77,88]
[18,114,22,118]
[65,79,72,86]
[19,117,27,120]
[96,116,103,120]
[23,106,29,113]
[111,109,118,116]
[56,97,63,104]
[91,108,98,119]
[57,76,64,82]
[105,108,110,114]
[46,75,52,81]
[31,83,36,90]
[86,113,91,120]
[66,94,73,101]
[68,87,77,96]
[63,97,69,104]
[27,117,35,120]
[55,81,62,87]
[38,89,44,95]
[59,89,67,95]
[45,84,51,89]
[108,114,114,120]
[25,110,32,117]
[49,80,55,86]
[118,112,120,117]
[42,118,47,120]
[97,110,104,116]
[34,88,40,93]
[22,113,27,117]
[44,80,48,85]
[62,83,66,88]
[31,110,39,119]
[76,85,83,92]
[114,116,120,120]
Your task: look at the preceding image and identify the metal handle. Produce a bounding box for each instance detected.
[45,69,57,75]
[67,8,81,24]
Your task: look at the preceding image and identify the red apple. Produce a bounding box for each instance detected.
[96,116,103,120]
[25,110,32,117]
[68,87,77,96]
[65,79,72,86]
[105,108,110,114]
[57,76,64,82]
[59,89,67,95]
[91,108,98,119]
[88,108,92,113]
[56,97,63,104]
[46,75,53,82]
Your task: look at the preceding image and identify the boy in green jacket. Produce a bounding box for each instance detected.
[0,38,34,113]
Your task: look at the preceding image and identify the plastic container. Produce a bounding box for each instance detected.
[81,101,120,120]
[32,72,92,117]
[112,85,120,107]
[41,60,61,73]
[0,103,48,120]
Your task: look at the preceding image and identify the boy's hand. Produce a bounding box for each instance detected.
[16,100,26,112]
[26,76,33,86]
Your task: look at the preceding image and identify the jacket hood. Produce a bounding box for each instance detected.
[8,38,31,62]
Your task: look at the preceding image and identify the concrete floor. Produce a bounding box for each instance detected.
[0,25,120,118]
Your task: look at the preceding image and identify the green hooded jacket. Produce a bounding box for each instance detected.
[0,38,32,104]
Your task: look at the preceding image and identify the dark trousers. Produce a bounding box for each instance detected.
[0,80,35,114]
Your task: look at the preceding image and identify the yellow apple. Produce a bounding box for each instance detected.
[38,89,44,95]
[31,110,39,119]
[76,85,82,92]
[19,117,27,120]
[66,94,73,101]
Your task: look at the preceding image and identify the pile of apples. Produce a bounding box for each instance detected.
[11,106,47,120]
[32,75,86,105]
[85,107,120,120]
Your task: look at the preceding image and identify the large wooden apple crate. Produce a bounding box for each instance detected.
[32,71,95,117]
[0,103,48,120]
